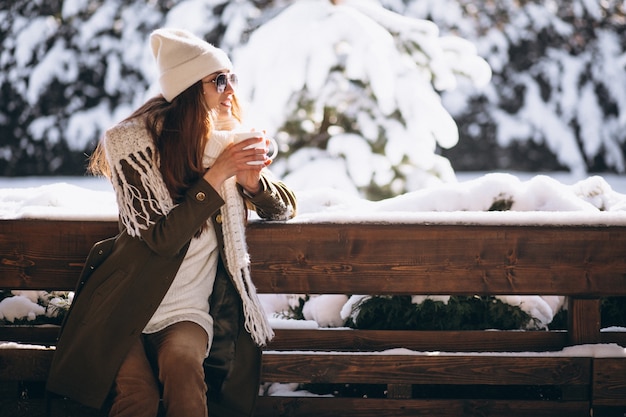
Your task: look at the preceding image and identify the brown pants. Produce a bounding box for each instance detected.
[109,321,209,417]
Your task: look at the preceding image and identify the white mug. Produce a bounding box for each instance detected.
[232,131,278,165]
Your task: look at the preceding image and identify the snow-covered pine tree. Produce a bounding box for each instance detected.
[2,0,624,190]
[1,0,492,198]
[0,0,159,174]
[235,0,491,199]
[0,0,260,175]
[399,0,626,176]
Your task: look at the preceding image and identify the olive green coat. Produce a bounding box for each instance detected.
[46,175,296,416]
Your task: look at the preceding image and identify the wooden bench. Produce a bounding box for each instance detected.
[1,219,625,417]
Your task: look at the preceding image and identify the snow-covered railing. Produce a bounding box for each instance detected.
[1,218,625,417]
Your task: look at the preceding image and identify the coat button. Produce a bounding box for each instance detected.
[215,214,222,223]
[195,191,206,201]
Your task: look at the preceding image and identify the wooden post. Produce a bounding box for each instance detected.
[567,297,601,345]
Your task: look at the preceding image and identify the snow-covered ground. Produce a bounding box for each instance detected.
[455,171,626,194]
[1,171,626,218]
[1,170,624,193]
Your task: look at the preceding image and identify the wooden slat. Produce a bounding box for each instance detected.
[266,329,569,352]
[0,396,106,417]
[0,348,53,381]
[0,220,118,290]
[601,331,626,346]
[0,326,60,345]
[247,223,626,296]
[0,326,570,352]
[0,347,596,397]
[0,394,592,417]
[2,220,626,296]
[592,358,626,406]
[255,397,590,417]
[261,353,591,386]
[1,348,593,392]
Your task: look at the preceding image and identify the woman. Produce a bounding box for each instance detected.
[46,28,297,417]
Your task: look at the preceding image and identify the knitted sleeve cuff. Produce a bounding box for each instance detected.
[203,130,233,168]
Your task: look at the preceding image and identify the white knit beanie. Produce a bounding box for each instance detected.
[150,28,233,102]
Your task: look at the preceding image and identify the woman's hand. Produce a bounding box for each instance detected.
[202,136,269,194]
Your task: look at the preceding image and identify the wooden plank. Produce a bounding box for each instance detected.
[266,329,569,352]
[0,347,597,396]
[600,331,626,347]
[0,220,118,290]
[2,220,625,296]
[0,325,572,352]
[0,348,53,381]
[568,298,601,344]
[247,223,626,296]
[0,326,60,346]
[1,324,617,354]
[261,353,591,386]
[0,327,576,353]
[592,358,626,407]
[255,397,590,417]
[0,397,106,417]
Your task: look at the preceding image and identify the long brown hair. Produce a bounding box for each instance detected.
[89,80,243,203]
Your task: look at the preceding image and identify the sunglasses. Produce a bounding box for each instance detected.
[204,73,238,93]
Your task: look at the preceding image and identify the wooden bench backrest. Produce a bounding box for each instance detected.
[2,219,626,414]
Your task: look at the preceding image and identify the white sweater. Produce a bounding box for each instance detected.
[143,222,218,355]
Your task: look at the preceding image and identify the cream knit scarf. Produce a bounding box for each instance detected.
[106,119,273,346]
[202,129,274,346]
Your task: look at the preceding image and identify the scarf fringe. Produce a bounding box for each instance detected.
[110,147,173,237]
